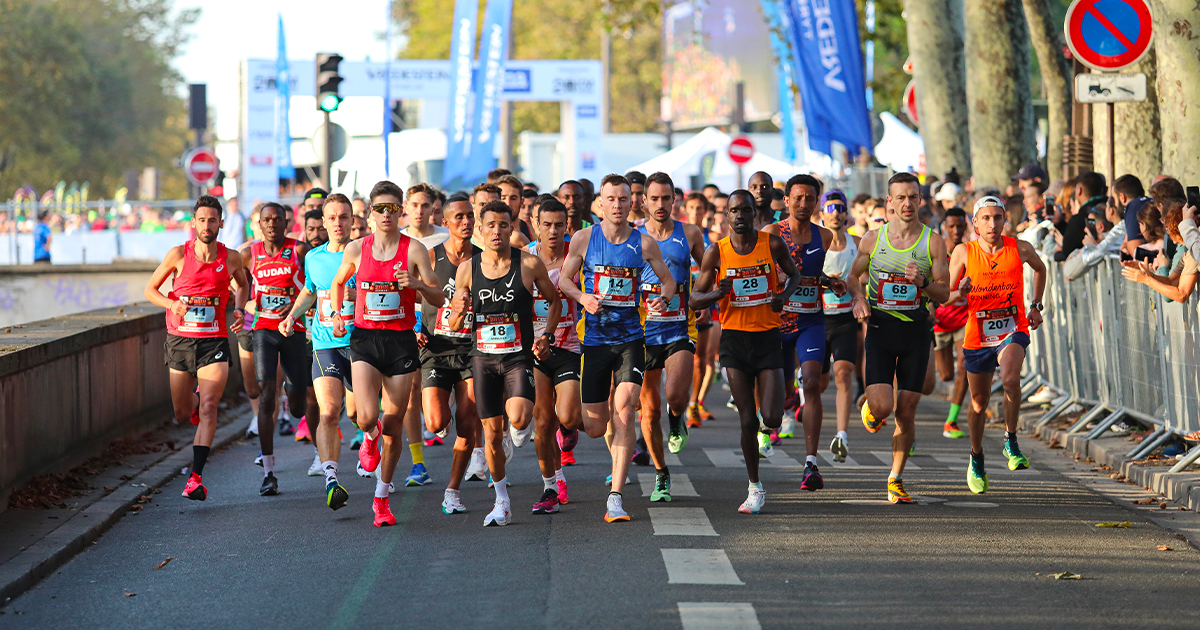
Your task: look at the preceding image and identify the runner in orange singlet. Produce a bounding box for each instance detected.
[948,196,1046,494]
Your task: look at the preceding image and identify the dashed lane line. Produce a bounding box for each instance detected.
[677,603,761,630]
[649,507,719,536]
[661,549,744,585]
[639,473,700,497]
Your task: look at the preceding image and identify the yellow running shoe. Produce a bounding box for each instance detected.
[861,400,884,433]
[887,478,913,504]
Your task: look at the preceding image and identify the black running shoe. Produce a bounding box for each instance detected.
[631,437,651,466]
[260,473,279,496]
[326,481,348,510]
[800,463,824,491]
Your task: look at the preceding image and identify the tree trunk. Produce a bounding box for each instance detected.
[904,0,971,179]
[1021,0,1072,182]
[963,0,1037,189]
[1091,49,1161,186]
[1153,0,1200,182]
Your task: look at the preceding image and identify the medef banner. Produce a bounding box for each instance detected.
[464,0,513,184]
[443,0,479,188]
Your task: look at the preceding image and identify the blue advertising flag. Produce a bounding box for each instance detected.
[443,0,480,188]
[760,0,799,162]
[782,0,872,157]
[275,14,293,181]
[463,0,513,184]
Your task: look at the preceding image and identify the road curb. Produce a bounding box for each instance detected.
[0,405,252,605]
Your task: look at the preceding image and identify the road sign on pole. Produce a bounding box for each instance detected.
[1064,0,1153,71]
[902,80,919,126]
[183,147,219,187]
[1074,72,1148,103]
[728,136,754,187]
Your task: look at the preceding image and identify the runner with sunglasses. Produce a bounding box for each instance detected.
[815,191,861,462]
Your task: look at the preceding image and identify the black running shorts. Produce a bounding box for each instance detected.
[719,328,784,375]
[864,312,931,393]
[349,328,419,377]
[421,351,473,391]
[164,334,230,376]
[822,313,860,375]
[644,338,696,372]
[312,347,353,391]
[535,346,581,385]
[580,340,645,404]
[473,356,535,419]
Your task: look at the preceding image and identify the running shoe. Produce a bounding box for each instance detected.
[326,481,348,511]
[442,490,467,514]
[1003,439,1030,470]
[830,436,848,463]
[245,416,259,438]
[800,463,824,491]
[909,441,916,457]
[486,474,510,488]
[604,474,630,486]
[668,424,688,454]
[259,473,279,497]
[726,395,738,410]
[855,393,867,410]
[503,433,514,464]
[510,423,532,449]
[556,478,569,504]
[358,432,381,473]
[188,407,200,426]
[783,390,800,411]
[557,426,579,452]
[182,472,206,501]
[631,438,651,466]
[887,478,913,504]
[373,496,396,527]
[254,452,263,467]
[696,404,714,421]
[423,432,444,447]
[294,417,312,442]
[967,457,989,494]
[356,462,372,478]
[405,463,431,487]
[861,400,884,433]
[560,450,577,466]
[779,416,797,439]
[484,501,511,527]
[757,432,774,458]
[943,420,965,439]
[650,475,672,502]
[307,452,323,476]
[769,428,782,446]
[604,493,630,522]
[686,405,703,429]
[278,417,295,437]
[351,429,364,451]
[532,488,561,514]
[465,450,488,481]
[738,486,765,514]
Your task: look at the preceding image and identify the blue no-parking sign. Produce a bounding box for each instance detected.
[1064,0,1154,71]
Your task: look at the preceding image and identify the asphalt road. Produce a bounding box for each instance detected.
[2,386,1198,629]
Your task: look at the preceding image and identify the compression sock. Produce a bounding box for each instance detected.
[322,460,338,485]
[667,408,683,433]
[409,442,425,466]
[191,445,210,476]
[947,403,962,424]
[375,480,389,498]
[543,476,556,491]
[262,454,275,476]
[494,478,510,503]
[971,451,985,467]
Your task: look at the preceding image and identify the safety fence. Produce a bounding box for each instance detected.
[1026,253,1200,471]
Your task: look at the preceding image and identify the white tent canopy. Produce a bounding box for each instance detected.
[873,111,924,174]
[627,127,825,192]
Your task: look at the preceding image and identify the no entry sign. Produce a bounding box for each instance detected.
[184,147,219,186]
[728,136,754,165]
[1064,0,1154,71]
[903,80,919,126]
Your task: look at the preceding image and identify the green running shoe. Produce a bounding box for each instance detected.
[967,457,989,494]
[757,431,774,458]
[668,425,688,454]
[943,421,965,439]
[1003,440,1030,470]
[326,481,349,511]
[909,441,916,457]
[650,475,672,502]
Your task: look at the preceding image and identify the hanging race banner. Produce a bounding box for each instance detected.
[760,0,799,162]
[275,14,293,181]
[782,0,872,157]
[464,0,513,185]
[443,0,480,188]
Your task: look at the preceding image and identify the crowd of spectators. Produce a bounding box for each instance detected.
[0,204,188,236]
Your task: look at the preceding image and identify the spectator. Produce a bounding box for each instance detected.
[1054,171,1107,261]
[1004,194,1025,237]
[934,182,961,215]
[119,212,140,232]
[33,210,52,263]
[1122,200,1197,302]
[1013,163,1049,225]
[1133,202,1165,263]
[351,196,367,218]
[219,197,246,249]
[1110,174,1151,257]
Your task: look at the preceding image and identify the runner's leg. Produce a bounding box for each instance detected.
[378,372,416,489]
[609,383,640,495]
[639,369,666,469]
[727,368,762,483]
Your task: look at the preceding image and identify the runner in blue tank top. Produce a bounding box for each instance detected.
[636,173,707,502]
[763,175,847,493]
[560,173,677,523]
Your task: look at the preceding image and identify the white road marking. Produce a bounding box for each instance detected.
[639,473,699,497]
[872,451,919,469]
[649,508,718,536]
[816,451,872,468]
[661,549,744,585]
[665,452,683,467]
[944,501,999,508]
[678,603,761,630]
[703,448,744,468]
[840,499,896,506]
[932,454,968,465]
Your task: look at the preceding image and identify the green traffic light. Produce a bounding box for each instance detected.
[319,93,342,112]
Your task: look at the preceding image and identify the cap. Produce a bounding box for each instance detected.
[820,190,847,206]
[972,195,1004,214]
[934,183,961,202]
[1012,163,1047,183]
[304,187,328,200]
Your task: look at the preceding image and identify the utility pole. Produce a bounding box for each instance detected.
[601,0,612,134]
[498,9,516,171]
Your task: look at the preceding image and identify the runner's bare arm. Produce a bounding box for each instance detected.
[447,261,472,331]
[406,239,444,308]
[331,240,362,337]
[143,246,185,315]
[280,287,316,337]
[945,243,970,303]
[769,233,803,312]
[688,244,726,311]
[847,230,876,320]
[226,250,250,331]
[683,223,706,268]
[917,233,951,304]
[559,227,595,312]
[642,234,677,306]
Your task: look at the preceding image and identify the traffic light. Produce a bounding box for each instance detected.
[315,53,344,113]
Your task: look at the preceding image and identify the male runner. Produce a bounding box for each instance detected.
[747,172,776,230]
[416,192,481,515]
[473,182,529,247]
[763,176,846,490]
[303,208,328,249]
[559,173,676,522]
[351,214,369,240]
[292,207,328,448]
[331,181,444,527]
[528,197,580,511]
[555,180,590,233]
[627,170,647,225]
[638,172,706,502]
[691,191,801,514]
[242,202,312,496]
[845,172,951,503]
[144,196,249,501]
[498,174,535,241]
[949,196,1046,493]
[815,191,861,462]
[683,193,718,427]
[279,194,357,510]
[934,207,970,438]
[447,200,559,526]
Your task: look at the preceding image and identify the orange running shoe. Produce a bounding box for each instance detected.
[696,404,715,421]
[686,405,703,429]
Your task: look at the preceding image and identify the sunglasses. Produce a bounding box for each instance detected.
[370,203,402,215]
[870,217,887,224]
[822,203,848,214]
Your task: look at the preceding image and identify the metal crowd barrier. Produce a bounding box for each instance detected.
[1026,252,1200,472]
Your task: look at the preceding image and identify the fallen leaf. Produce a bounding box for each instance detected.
[1157,545,1173,551]
[103,487,116,492]
[1050,571,1081,580]
[128,505,143,512]
[1095,521,1132,528]
[124,593,136,597]
[153,556,174,570]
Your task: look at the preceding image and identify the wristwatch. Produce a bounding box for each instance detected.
[1030,300,1044,311]
[540,332,554,343]
[919,275,930,289]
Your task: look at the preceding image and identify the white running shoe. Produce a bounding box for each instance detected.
[1027,385,1057,404]
[757,432,774,458]
[465,450,488,481]
[604,493,630,522]
[245,415,259,438]
[738,486,766,514]
[442,490,467,515]
[779,416,797,439]
[483,501,511,527]
[509,423,532,448]
[503,433,514,463]
[307,452,322,476]
[356,461,372,478]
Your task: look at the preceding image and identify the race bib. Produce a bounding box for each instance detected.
[783,277,821,314]
[593,265,638,307]
[877,272,920,310]
[434,304,472,338]
[178,295,219,334]
[533,290,570,329]
[642,283,687,322]
[256,285,294,317]
[316,289,354,326]
[361,281,404,322]
[822,289,853,315]
[977,307,1018,347]
[475,313,522,354]
[726,264,772,307]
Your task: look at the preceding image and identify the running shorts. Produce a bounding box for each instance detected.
[782,323,826,377]
[312,347,353,391]
[964,332,1030,375]
[236,330,253,352]
[822,313,859,374]
[719,328,784,375]
[535,346,581,385]
[644,338,695,372]
[580,340,645,404]
[864,312,931,393]
[421,351,473,391]
[349,328,419,377]
[934,326,966,351]
[164,334,230,376]
[473,356,535,419]
[252,329,313,387]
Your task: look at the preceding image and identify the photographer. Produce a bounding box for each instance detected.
[1053,172,1107,262]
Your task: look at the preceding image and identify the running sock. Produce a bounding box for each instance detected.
[262,454,275,475]
[543,476,556,491]
[805,455,817,466]
[191,445,210,476]
[971,451,985,466]
[947,403,962,424]
[375,480,389,498]
[494,478,510,504]
[322,460,338,485]
[366,425,380,441]
[749,480,763,491]
[888,471,900,481]
[473,446,484,458]
[1005,431,1018,442]
[410,442,424,465]
[836,430,848,442]
[554,468,565,483]
[667,408,683,433]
